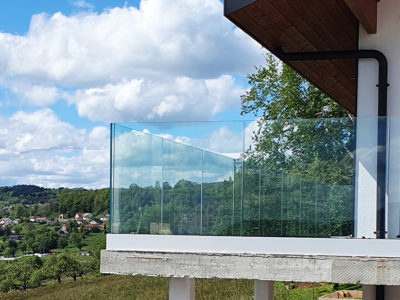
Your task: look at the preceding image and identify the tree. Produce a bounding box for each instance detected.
[240,54,355,236]
[70,232,83,250]
[19,240,29,254]
[241,54,350,121]
[240,54,354,183]
[4,257,42,290]
[57,236,68,249]
[41,255,68,284]
[64,255,83,281]
[4,246,16,257]
[4,226,11,237]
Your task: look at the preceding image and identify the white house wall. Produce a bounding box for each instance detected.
[357,0,400,239]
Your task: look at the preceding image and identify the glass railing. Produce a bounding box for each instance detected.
[110,117,374,238]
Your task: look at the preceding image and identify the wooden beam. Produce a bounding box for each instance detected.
[344,0,377,34]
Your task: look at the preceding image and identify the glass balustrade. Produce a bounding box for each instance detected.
[110,117,391,238]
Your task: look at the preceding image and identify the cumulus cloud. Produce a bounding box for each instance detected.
[0,0,266,188]
[0,0,264,121]
[0,109,260,188]
[0,0,262,83]
[69,75,244,122]
[8,82,60,106]
[0,109,109,188]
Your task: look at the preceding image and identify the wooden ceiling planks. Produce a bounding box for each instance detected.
[226,0,359,114]
[344,0,378,34]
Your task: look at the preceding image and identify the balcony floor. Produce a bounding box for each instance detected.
[101,234,400,285]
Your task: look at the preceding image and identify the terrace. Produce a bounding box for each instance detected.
[102,117,400,296]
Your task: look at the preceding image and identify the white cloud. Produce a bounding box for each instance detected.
[0,0,263,84]
[0,109,260,188]
[8,83,60,106]
[0,109,109,188]
[71,0,94,11]
[0,0,264,121]
[69,75,244,122]
[0,0,267,188]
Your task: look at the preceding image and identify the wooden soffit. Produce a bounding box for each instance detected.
[225,0,359,114]
[344,0,378,34]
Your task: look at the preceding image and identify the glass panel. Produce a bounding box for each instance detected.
[110,118,358,237]
[111,125,163,234]
[162,139,202,235]
[202,151,234,235]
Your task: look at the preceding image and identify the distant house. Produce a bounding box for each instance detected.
[29,216,48,223]
[82,213,93,221]
[100,215,109,222]
[13,218,20,225]
[1,206,13,213]
[75,212,85,221]
[85,223,101,229]
[59,223,68,234]
[90,218,102,225]
[0,218,13,226]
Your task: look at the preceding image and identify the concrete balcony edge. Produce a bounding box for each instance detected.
[100,249,400,285]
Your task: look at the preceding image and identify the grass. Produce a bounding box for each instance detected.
[0,275,361,300]
[47,232,105,255]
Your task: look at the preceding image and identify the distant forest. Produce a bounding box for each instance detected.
[0,185,109,219]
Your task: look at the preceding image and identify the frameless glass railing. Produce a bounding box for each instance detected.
[109,117,376,238]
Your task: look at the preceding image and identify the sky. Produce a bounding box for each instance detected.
[0,0,265,189]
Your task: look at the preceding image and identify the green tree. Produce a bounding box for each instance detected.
[64,255,83,281]
[240,54,355,236]
[241,54,350,121]
[70,232,83,250]
[240,54,354,184]
[41,255,68,284]
[57,236,68,249]
[4,246,16,257]
[7,258,38,290]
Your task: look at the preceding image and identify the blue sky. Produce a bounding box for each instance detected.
[0,0,265,188]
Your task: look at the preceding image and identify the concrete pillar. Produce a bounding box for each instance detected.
[254,280,273,300]
[362,285,375,300]
[169,278,195,300]
[386,285,400,300]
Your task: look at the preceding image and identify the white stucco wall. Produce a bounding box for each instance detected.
[357,0,400,238]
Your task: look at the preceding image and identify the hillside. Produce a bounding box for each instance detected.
[0,185,109,219]
[0,274,360,300]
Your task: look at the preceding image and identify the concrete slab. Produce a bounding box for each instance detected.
[100,250,400,286]
[106,234,400,258]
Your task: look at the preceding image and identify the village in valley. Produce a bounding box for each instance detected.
[0,185,109,259]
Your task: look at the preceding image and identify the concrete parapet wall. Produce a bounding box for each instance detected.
[101,250,400,286]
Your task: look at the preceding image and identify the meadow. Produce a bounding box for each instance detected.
[0,274,361,300]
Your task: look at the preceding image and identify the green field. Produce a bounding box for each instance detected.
[0,274,360,300]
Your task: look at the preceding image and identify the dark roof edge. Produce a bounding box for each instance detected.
[224,0,257,16]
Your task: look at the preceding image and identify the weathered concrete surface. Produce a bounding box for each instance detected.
[169,278,194,300]
[101,250,400,286]
[254,280,273,300]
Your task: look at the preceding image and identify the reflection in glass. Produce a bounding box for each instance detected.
[110,118,356,237]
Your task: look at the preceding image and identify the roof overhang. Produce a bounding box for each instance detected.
[224,0,380,114]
